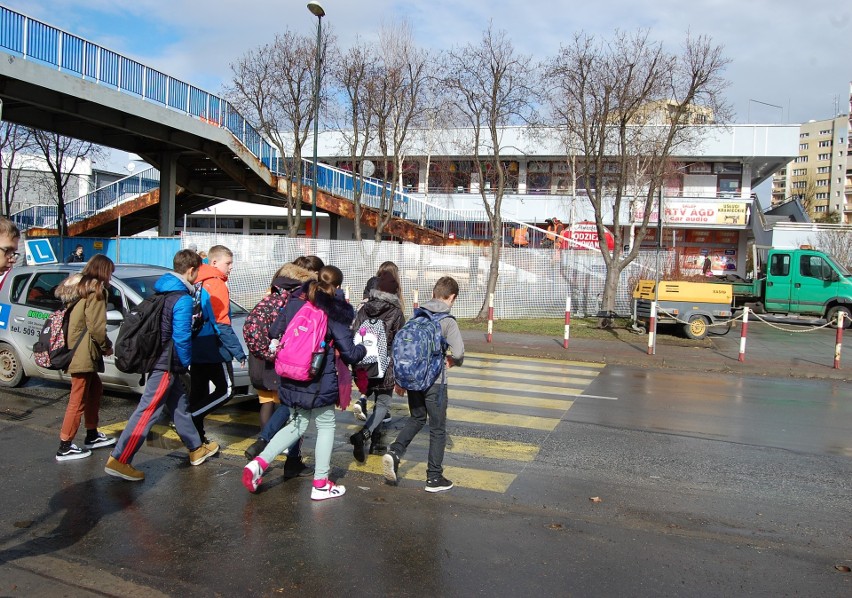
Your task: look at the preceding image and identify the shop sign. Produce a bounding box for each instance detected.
[564,221,615,250]
[633,200,749,226]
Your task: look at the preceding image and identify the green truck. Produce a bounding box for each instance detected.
[714,247,851,328]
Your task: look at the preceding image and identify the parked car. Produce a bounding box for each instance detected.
[0,263,251,395]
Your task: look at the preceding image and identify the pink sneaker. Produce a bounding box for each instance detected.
[242,458,267,493]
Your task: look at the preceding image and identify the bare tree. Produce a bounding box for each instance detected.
[330,38,380,242]
[0,122,33,217]
[543,30,730,322]
[226,29,328,236]
[31,129,101,236]
[811,228,851,270]
[370,22,431,242]
[441,25,538,319]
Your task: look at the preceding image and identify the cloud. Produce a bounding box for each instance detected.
[5,0,851,123]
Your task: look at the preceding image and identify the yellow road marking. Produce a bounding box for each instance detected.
[337,454,516,493]
[206,412,259,426]
[447,405,559,431]
[445,435,539,461]
[453,388,575,411]
[466,352,605,368]
[460,362,603,379]
[449,376,585,395]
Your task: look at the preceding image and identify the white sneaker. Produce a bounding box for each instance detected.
[353,398,367,422]
[311,480,346,501]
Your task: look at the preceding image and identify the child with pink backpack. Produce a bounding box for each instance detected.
[242,265,366,500]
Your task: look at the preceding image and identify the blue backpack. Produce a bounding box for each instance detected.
[391,308,453,391]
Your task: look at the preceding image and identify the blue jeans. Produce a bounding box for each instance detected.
[389,383,448,480]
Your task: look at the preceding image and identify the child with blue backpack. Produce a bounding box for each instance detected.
[242,265,366,500]
[383,276,464,493]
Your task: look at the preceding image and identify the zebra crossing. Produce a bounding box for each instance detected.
[100,352,606,494]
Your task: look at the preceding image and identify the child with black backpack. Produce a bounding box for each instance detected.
[349,270,405,462]
[105,250,217,481]
[382,276,464,493]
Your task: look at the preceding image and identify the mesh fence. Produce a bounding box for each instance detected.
[184,233,675,319]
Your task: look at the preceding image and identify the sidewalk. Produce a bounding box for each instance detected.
[460,321,850,381]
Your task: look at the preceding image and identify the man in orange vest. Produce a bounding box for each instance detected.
[542,219,555,248]
[512,226,529,248]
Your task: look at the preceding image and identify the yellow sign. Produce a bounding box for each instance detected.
[93,241,103,249]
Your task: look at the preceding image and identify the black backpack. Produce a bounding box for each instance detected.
[114,291,182,374]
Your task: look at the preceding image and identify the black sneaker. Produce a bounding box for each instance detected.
[350,429,369,463]
[382,451,400,485]
[282,457,315,479]
[244,438,267,461]
[56,442,91,462]
[425,476,454,493]
[369,429,386,455]
[84,431,116,450]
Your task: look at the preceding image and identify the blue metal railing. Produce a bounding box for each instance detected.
[0,5,498,240]
[0,5,277,169]
[11,167,160,231]
[296,159,495,240]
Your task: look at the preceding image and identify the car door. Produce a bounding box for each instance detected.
[98,280,131,387]
[764,252,792,312]
[16,270,69,382]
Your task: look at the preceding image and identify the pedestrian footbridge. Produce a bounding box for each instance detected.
[0,6,477,244]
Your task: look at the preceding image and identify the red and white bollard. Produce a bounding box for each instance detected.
[834,311,845,369]
[413,289,419,310]
[647,300,657,355]
[486,292,494,343]
[738,306,749,363]
[563,294,571,349]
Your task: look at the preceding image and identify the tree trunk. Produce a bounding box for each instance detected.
[477,235,501,320]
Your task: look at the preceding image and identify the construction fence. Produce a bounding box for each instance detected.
[183,233,675,319]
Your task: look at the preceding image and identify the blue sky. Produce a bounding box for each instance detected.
[4,0,851,125]
[5,0,848,201]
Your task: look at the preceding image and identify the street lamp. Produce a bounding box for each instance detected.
[307,1,325,239]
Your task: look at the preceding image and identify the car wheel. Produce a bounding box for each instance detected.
[0,342,29,387]
[826,306,852,329]
[683,315,708,340]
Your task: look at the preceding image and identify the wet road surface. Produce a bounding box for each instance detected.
[0,353,850,596]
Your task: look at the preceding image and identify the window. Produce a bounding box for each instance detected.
[814,204,828,210]
[817,179,829,186]
[795,156,808,163]
[24,272,67,311]
[818,140,832,147]
[799,143,809,150]
[799,132,810,138]
[794,168,809,175]
[819,129,831,135]
[769,253,790,277]
[818,153,831,160]
[792,181,807,189]
[816,166,829,174]
[800,255,832,280]
[815,192,829,199]
[10,274,32,303]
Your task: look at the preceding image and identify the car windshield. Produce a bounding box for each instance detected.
[121,275,247,314]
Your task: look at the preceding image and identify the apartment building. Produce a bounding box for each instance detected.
[771,113,850,223]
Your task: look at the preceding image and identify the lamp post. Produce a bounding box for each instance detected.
[307,1,325,239]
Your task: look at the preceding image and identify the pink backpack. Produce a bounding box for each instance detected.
[274,301,329,381]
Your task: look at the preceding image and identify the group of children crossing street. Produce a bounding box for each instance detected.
[11,219,467,504]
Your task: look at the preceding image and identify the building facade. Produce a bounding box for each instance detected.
[771,112,851,223]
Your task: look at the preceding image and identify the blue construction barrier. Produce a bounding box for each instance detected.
[30,237,181,268]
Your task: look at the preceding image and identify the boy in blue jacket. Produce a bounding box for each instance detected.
[105,250,219,481]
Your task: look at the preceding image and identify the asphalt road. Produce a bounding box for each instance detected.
[0,353,850,597]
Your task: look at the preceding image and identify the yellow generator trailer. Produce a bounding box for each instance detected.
[633,280,734,339]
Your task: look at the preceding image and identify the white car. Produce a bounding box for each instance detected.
[0,263,250,395]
